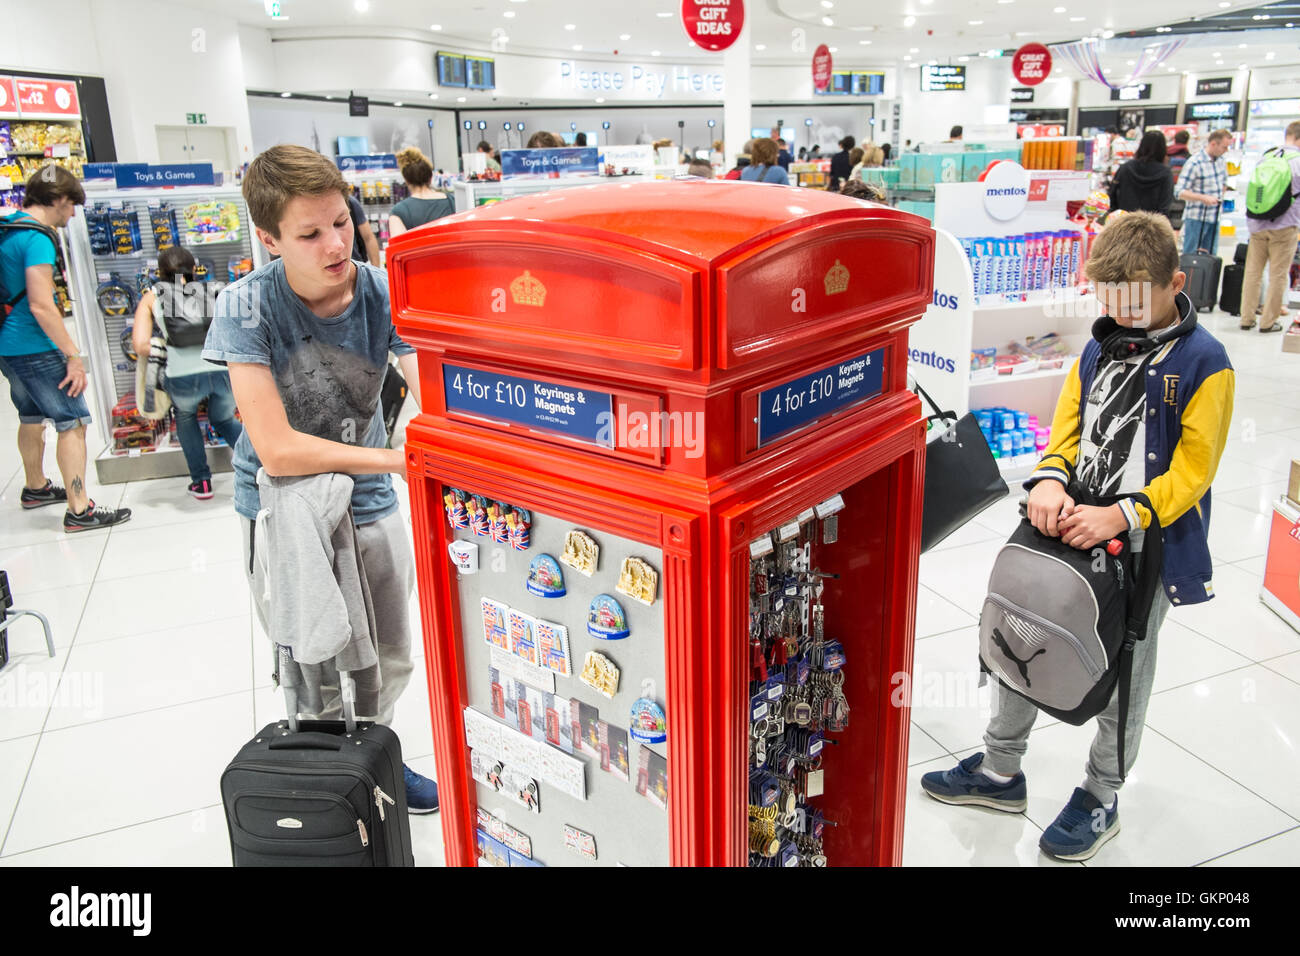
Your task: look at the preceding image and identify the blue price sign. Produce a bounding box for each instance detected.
[443,364,614,448]
[758,348,886,447]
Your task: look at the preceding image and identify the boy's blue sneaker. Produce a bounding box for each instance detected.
[1039,787,1119,861]
[403,764,439,814]
[920,753,1027,812]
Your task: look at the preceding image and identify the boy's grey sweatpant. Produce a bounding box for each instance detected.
[242,510,416,727]
[983,590,1171,807]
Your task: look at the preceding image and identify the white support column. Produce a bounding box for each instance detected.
[723,20,752,168]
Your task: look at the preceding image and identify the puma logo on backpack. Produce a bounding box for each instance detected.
[990,627,1047,687]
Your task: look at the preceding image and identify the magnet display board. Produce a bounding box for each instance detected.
[449,502,669,867]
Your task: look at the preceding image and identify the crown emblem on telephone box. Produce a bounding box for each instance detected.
[824,259,850,296]
[511,270,547,307]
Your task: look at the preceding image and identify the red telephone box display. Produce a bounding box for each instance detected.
[388,180,935,866]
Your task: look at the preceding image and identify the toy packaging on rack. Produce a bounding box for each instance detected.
[181,200,241,244]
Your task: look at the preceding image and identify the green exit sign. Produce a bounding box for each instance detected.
[185,113,207,125]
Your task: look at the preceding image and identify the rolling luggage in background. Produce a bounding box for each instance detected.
[1180,252,1222,313]
[220,669,416,867]
[1235,242,1249,265]
[1220,263,1244,315]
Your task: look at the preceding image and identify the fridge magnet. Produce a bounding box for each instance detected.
[509,610,538,666]
[616,557,659,606]
[476,829,511,868]
[599,722,631,781]
[443,488,469,530]
[525,684,547,740]
[488,502,509,544]
[536,744,587,801]
[534,619,572,677]
[560,529,600,577]
[629,679,668,744]
[573,699,602,759]
[468,495,490,536]
[510,850,545,867]
[481,598,510,651]
[543,692,574,753]
[586,594,630,641]
[501,767,541,814]
[563,824,598,861]
[449,539,479,574]
[489,668,506,719]
[526,554,566,598]
[470,750,505,792]
[579,650,620,700]
[506,507,531,551]
[635,746,668,810]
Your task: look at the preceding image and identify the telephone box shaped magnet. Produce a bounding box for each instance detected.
[586,594,630,640]
[526,554,566,598]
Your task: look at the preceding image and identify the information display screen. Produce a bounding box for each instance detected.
[438,52,467,88]
[467,56,496,90]
[920,65,966,92]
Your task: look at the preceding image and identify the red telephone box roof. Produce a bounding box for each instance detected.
[406,179,916,263]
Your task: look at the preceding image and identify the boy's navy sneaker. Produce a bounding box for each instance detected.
[21,481,67,509]
[1039,787,1119,861]
[63,501,132,533]
[920,752,1027,812]
[403,764,439,814]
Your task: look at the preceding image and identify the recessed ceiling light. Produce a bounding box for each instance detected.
[921,0,933,4]
[1266,51,1277,59]
[903,15,916,27]
[393,101,403,106]
[997,0,1014,4]
[429,24,441,30]
[596,97,605,103]
[1015,31,1033,37]
[903,55,912,61]
[572,44,582,51]
[1070,16,1085,21]
[821,0,834,7]
[969,20,983,25]
[354,0,368,11]
[280,91,291,98]
[1053,5,1066,12]
[325,94,333,99]
[1218,1,1230,6]
[651,50,661,56]
[958,55,970,61]
[656,10,673,16]
[755,43,767,50]
[909,47,919,53]
[1239,42,1247,48]
[1102,29,1114,38]
[564,23,575,30]
[620,33,631,40]
[504,10,515,17]
[928,59,937,65]
[859,39,872,45]
[429,93,438,99]
[822,16,833,26]
[457,96,466,102]
[829,46,838,52]
[1239,64,1248,70]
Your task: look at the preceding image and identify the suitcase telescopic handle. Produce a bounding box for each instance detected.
[268,733,345,752]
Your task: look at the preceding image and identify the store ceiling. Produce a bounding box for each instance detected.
[208,0,1300,97]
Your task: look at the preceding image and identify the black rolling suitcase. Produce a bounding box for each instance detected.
[1220,263,1244,315]
[1180,252,1222,313]
[221,670,415,867]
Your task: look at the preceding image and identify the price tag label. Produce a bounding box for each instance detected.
[758,348,886,447]
[443,363,614,448]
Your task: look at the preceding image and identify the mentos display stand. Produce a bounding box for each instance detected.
[388,181,934,867]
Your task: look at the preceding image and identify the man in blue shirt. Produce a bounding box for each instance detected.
[0,166,130,531]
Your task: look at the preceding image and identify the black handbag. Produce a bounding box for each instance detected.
[915,381,1010,552]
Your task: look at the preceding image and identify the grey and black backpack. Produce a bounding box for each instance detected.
[979,467,1164,781]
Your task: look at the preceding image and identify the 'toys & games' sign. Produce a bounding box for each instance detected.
[113,164,215,188]
[501,147,599,179]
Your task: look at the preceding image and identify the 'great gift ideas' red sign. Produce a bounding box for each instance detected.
[681,0,745,52]
[1012,43,1052,86]
[813,44,833,91]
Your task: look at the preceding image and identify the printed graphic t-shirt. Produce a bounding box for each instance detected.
[202,258,414,524]
[1077,352,1149,498]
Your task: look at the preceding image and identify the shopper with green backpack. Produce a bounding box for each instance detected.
[1239,121,1300,333]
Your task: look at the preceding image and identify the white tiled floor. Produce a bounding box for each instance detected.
[1,308,1297,866]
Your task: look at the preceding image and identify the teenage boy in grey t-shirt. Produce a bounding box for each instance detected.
[203,144,438,814]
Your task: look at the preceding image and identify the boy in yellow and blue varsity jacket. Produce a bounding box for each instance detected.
[922,212,1235,861]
